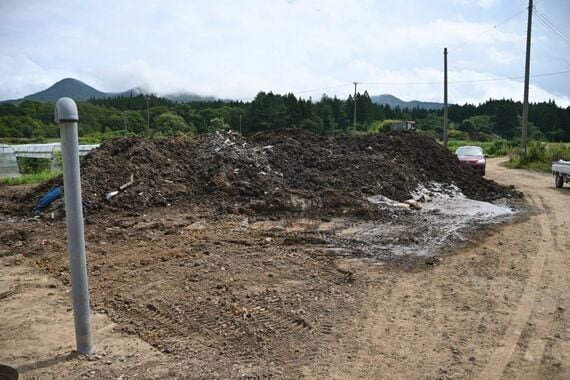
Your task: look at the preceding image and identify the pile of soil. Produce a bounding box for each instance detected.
[19,130,518,217]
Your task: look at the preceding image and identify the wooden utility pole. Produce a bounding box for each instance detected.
[522,0,533,158]
[353,82,358,129]
[443,47,448,148]
[146,96,150,137]
[123,111,127,135]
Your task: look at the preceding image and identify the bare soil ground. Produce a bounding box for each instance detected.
[1,152,568,379]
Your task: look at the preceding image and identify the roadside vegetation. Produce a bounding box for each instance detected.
[0,151,63,185]
[504,141,570,172]
[0,169,60,185]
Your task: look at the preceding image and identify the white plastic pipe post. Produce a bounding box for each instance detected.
[55,97,94,355]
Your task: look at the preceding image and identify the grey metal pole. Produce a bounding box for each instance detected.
[443,47,449,148]
[55,97,94,355]
[521,0,533,159]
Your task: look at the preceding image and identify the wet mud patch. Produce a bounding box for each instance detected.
[274,186,525,266]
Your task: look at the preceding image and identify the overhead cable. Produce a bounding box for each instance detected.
[359,69,570,87]
[448,6,528,53]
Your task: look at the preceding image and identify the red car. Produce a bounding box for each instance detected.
[455,146,486,175]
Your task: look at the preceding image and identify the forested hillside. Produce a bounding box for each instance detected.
[0,91,568,143]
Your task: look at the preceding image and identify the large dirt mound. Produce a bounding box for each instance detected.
[20,130,518,217]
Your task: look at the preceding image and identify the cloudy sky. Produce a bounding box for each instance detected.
[1,0,569,105]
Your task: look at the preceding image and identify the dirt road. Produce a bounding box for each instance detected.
[304,158,569,379]
[0,157,568,379]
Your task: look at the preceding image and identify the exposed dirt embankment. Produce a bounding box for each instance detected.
[15,130,519,218]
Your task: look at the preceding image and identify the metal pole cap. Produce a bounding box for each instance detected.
[55,97,79,123]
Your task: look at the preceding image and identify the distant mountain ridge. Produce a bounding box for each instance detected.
[371,94,444,110]
[2,78,443,109]
[4,78,130,102]
[1,78,215,103]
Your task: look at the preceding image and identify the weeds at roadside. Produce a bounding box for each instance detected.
[505,141,570,172]
[0,170,60,185]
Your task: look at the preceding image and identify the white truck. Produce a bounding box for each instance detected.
[552,160,570,188]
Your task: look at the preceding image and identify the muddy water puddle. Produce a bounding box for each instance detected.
[251,195,517,261]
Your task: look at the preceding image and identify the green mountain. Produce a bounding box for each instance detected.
[371,94,444,110]
[10,78,127,102]
[1,78,214,103]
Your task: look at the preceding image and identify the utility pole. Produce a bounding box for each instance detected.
[522,0,533,159]
[239,114,242,135]
[353,81,358,129]
[146,96,150,137]
[123,111,127,135]
[443,47,449,148]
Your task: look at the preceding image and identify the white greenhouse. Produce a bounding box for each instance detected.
[0,144,21,178]
[0,143,99,178]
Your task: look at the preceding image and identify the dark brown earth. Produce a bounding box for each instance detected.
[12,130,518,219]
[4,134,559,380]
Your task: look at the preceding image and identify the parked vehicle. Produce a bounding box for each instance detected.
[455,146,486,175]
[552,160,570,188]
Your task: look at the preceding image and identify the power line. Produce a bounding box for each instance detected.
[448,6,528,53]
[533,8,570,44]
[237,70,570,101]
[534,11,569,41]
[534,6,570,39]
[360,69,570,87]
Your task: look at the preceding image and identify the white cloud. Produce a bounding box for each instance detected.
[487,47,518,65]
[449,0,499,8]
[0,54,76,99]
[0,0,568,106]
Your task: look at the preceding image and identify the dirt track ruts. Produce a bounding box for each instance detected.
[304,157,569,379]
[1,157,568,379]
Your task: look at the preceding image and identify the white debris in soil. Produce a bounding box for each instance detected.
[366,195,410,209]
[358,183,516,258]
[412,183,514,218]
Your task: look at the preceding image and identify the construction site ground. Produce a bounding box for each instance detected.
[1,157,568,379]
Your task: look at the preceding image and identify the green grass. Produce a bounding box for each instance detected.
[504,141,570,172]
[0,170,60,185]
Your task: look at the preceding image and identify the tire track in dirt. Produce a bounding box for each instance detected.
[478,162,569,380]
[476,194,548,379]
[501,189,569,379]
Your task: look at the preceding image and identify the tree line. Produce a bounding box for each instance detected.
[0,92,569,143]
